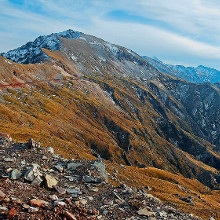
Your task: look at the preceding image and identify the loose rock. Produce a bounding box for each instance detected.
[44,174,58,188]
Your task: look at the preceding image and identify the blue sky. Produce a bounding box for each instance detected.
[1,0,220,69]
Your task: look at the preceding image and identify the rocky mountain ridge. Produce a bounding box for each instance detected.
[1,30,161,81]
[1,30,82,64]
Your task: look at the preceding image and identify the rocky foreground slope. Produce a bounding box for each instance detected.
[0,134,209,220]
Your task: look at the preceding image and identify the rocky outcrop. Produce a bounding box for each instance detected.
[0,134,203,219]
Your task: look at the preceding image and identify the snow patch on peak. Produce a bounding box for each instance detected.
[104,43,119,56]
[56,29,81,39]
[3,29,82,64]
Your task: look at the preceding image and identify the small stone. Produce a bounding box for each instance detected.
[75,201,80,206]
[209,217,215,220]
[4,158,14,162]
[5,168,13,173]
[20,160,26,165]
[29,199,49,207]
[12,198,22,205]
[28,207,39,213]
[64,210,77,220]
[0,206,8,211]
[23,204,30,209]
[28,138,40,148]
[55,164,63,173]
[83,175,94,183]
[179,197,193,204]
[53,186,66,194]
[54,200,66,207]
[3,197,10,203]
[31,176,43,186]
[67,162,82,170]
[65,176,78,182]
[48,195,58,201]
[1,175,10,178]
[145,186,152,191]
[80,199,87,205]
[24,164,41,182]
[103,210,108,215]
[10,169,22,180]
[47,146,54,154]
[89,187,99,192]
[7,207,17,219]
[44,174,58,188]
[88,196,94,201]
[137,208,155,216]
[0,190,6,198]
[42,156,48,160]
[159,211,167,217]
[115,199,125,205]
[66,188,81,195]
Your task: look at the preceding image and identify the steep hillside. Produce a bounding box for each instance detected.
[0,30,220,219]
[144,56,220,83]
[0,52,219,189]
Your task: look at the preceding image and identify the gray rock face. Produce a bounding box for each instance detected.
[10,169,22,180]
[44,174,58,189]
[93,157,108,182]
[67,162,82,170]
[83,175,102,183]
[54,164,64,173]
[66,188,82,196]
[31,176,43,186]
[146,79,220,188]
[24,164,42,182]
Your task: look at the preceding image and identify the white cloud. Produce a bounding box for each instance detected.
[85,18,220,68]
[1,0,220,68]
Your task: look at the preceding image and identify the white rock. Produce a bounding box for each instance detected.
[137,208,155,216]
[54,201,66,207]
[28,207,39,213]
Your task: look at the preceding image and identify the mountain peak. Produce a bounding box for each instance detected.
[53,29,82,39]
[1,29,83,64]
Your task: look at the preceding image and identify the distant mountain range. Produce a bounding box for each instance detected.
[143,56,220,84]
